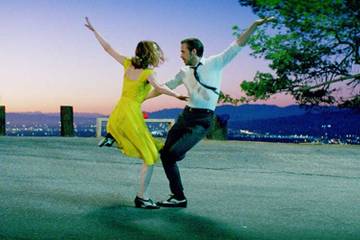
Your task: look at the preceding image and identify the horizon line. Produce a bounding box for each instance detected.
[3,103,342,115]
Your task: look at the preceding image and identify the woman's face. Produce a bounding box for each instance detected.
[154,43,164,67]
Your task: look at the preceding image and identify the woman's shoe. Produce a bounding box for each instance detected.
[98,137,115,147]
[134,196,160,209]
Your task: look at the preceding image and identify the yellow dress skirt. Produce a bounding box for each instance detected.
[106,59,163,165]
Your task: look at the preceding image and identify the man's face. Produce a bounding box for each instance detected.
[180,43,196,66]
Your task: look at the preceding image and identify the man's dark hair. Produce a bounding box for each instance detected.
[181,38,204,57]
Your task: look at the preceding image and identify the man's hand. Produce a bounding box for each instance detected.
[255,16,276,26]
[84,17,96,32]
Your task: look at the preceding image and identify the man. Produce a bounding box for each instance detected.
[147,17,274,208]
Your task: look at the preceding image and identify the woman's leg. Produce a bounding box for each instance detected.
[137,163,154,200]
[134,162,159,209]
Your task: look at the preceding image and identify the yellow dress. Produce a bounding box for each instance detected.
[106,58,163,165]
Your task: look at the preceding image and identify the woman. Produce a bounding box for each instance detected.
[85,17,187,209]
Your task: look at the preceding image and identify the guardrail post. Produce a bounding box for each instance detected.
[0,106,5,136]
[60,106,74,137]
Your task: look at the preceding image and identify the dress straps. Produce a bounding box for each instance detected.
[123,58,132,69]
[123,57,154,82]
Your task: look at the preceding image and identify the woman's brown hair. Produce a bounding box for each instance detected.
[131,41,164,69]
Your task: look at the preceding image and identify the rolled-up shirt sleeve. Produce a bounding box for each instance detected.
[210,41,242,69]
[165,70,185,89]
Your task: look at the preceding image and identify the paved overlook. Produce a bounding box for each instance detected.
[1,137,359,240]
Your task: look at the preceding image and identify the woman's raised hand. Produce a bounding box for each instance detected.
[84,17,95,32]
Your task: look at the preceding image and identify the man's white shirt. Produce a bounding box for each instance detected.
[165,41,242,111]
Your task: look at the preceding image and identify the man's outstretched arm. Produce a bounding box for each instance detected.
[212,16,275,68]
[236,17,275,46]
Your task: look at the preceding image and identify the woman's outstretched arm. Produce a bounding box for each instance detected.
[84,17,126,65]
[144,89,161,100]
[147,73,188,101]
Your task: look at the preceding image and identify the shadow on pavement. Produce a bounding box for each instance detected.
[89,203,246,240]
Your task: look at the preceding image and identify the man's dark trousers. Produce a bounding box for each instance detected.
[160,106,214,199]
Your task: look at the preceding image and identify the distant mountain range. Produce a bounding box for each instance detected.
[148,104,323,121]
[5,112,107,126]
[5,105,360,137]
[229,108,360,137]
[148,105,360,137]
[5,104,312,124]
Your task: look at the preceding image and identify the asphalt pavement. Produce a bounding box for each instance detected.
[1,137,359,240]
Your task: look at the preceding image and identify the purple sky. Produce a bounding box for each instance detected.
[0,0,295,114]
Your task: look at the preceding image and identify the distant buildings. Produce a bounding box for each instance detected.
[4,117,360,145]
[228,128,360,144]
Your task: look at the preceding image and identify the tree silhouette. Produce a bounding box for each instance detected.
[219,0,360,108]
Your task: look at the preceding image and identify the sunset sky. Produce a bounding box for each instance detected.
[0,0,295,114]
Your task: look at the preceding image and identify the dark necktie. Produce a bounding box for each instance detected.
[191,62,219,95]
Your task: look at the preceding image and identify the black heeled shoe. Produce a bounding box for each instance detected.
[134,196,160,209]
[98,136,115,147]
